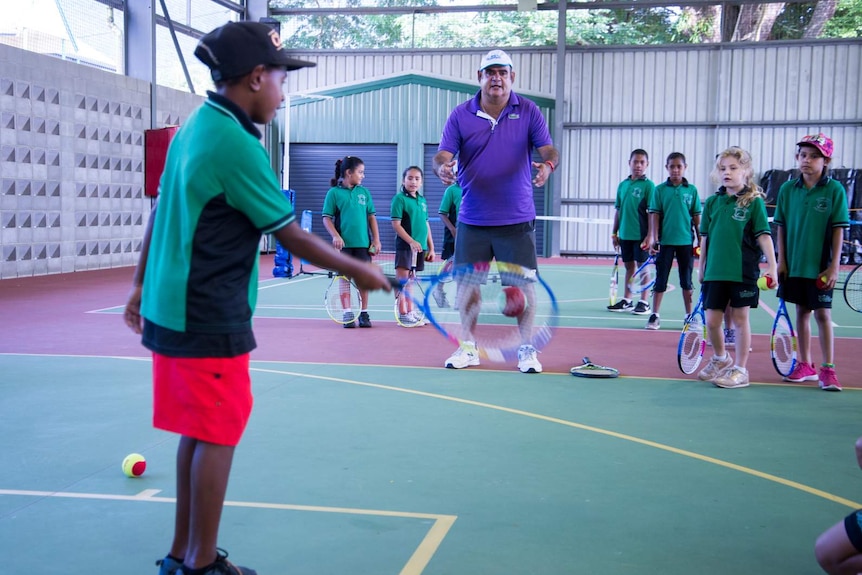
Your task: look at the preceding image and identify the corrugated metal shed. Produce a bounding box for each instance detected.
[284,42,862,256]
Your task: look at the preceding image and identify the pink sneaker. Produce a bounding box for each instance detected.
[784,362,818,383]
[819,367,842,391]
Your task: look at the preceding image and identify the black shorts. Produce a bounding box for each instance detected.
[778,276,834,310]
[454,221,537,270]
[395,249,425,271]
[441,240,455,262]
[844,510,862,552]
[342,247,371,262]
[702,280,760,311]
[619,239,647,264]
[654,245,694,293]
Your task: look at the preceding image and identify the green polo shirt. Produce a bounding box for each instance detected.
[438,183,462,246]
[648,178,701,246]
[141,93,294,357]
[322,184,376,248]
[390,190,429,250]
[774,176,849,278]
[614,176,655,241]
[699,187,771,284]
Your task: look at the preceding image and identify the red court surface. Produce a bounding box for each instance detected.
[1,255,859,387]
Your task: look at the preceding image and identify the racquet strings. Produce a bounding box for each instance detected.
[324,276,362,324]
[771,314,796,376]
[678,313,705,374]
[629,260,656,294]
[429,261,557,362]
[845,267,862,312]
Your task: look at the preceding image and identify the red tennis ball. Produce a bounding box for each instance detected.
[816,275,828,290]
[122,453,146,478]
[498,286,526,317]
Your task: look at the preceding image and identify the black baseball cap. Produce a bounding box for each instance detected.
[195,21,315,82]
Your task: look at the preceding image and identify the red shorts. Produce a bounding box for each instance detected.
[152,353,253,446]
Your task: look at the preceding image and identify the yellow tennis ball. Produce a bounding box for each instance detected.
[122,453,146,478]
[757,276,775,290]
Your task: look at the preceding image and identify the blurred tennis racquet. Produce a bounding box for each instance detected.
[609,252,620,306]
[677,292,706,374]
[770,297,797,377]
[396,260,559,363]
[394,250,427,327]
[628,253,658,294]
[570,357,619,378]
[324,274,362,325]
[845,263,861,312]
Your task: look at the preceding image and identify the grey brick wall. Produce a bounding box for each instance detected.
[0,43,203,278]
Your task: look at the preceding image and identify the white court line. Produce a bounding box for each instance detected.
[759,299,840,328]
[0,487,456,575]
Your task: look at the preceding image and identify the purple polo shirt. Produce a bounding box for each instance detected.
[438,91,552,226]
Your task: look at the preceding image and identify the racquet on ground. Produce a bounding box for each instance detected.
[770,297,797,377]
[570,357,619,378]
[396,260,559,362]
[845,263,862,312]
[324,274,362,324]
[628,253,658,294]
[394,250,427,327]
[609,252,620,306]
[677,292,706,374]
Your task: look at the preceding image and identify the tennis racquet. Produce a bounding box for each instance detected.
[770,297,797,377]
[845,263,862,312]
[677,292,706,374]
[324,274,362,325]
[396,260,559,363]
[570,357,619,378]
[394,250,427,327]
[628,254,658,294]
[609,252,620,306]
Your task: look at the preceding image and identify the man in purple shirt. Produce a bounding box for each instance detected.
[433,49,559,374]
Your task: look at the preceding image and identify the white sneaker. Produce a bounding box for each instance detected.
[408,310,428,326]
[445,341,480,369]
[517,344,542,373]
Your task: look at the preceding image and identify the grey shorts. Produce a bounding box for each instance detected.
[454,221,537,269]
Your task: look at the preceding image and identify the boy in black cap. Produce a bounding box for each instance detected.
[124,21,391,575]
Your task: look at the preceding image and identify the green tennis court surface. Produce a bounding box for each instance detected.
[2,354,861,574]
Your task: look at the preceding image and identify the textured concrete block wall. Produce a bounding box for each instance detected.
[0,43,202,279]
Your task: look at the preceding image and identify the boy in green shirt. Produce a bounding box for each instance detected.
[643,152,701,330]
[609,149,655,315]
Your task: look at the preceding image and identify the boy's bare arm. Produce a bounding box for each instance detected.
[274,221,390,292]
[124,206,157,334]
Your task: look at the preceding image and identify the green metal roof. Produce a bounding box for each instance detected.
[290,72,555,109]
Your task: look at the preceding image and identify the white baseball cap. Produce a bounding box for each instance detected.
[479,49,513,71]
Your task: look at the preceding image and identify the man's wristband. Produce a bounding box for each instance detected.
[545,160,556,173]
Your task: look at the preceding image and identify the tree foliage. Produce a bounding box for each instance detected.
[271,0,862,49]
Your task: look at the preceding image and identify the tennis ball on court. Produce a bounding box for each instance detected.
[498,286,526,317]
[122,453,146,478]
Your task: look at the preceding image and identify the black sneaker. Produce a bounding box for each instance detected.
[607,299,632,312]
[358,311,372,328]
[645,313,660,330]
[182,549,256,575]
[157,556,182,575]
[631,301,651,315]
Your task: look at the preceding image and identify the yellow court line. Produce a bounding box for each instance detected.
[252,366,862,510]
[0,488,456,575]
